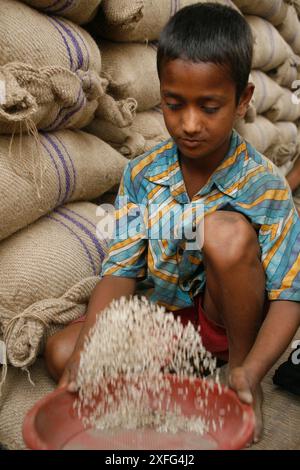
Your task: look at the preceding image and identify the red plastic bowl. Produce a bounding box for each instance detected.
[23,376,255,450]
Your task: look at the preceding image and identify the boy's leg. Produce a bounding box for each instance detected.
[45,322,83,382]
[202,210,266,442]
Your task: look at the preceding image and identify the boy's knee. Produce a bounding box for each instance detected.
[203,210,260,265]
[45,328,77,382]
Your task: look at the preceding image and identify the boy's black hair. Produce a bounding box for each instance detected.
[157,2,253,103]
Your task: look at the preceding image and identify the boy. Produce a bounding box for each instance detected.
[45,3,300,443]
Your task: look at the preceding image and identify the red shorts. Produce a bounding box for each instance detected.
[72,294,228,361]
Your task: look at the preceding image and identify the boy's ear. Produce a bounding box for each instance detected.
[236,83,255,119]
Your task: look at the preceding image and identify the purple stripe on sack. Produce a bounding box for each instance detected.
[61,207,97,231]
[73,28,90,70]
[47,214,97,275]
[61,206,108,243]
[44,87,84,132]
[55,90,85,130]
[44,0,75,15]
[47,16,73,70]
[55,208,106,261]
[52,17,84,70]
[43,133,72,204]
[40,139,62,205]
[52,134,77,200]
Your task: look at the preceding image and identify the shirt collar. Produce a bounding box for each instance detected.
[144,131,248,201]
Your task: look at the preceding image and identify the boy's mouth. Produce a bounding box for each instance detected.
[179,138,205,149]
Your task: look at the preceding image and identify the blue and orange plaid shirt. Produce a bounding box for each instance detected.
[101,130,300,311]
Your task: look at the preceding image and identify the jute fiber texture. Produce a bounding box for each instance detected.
[98,0,239,42]
[265,87,300,122]
[247,15,290,71]
[21,0,102,25]
[232,0,288,25]
[265,121,299,167]
[0,359,55,450]
[86,108,170,159]
[0,0,104,132]
[99,40,160,113]
[278,4,300,55]
[0,201,107,369]
[269,51,300,88]
[235,116,279,154]
[0,129,127,241]
[251,70,284,114]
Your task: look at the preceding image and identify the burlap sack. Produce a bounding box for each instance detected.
[265,121,298,166]
[96,94,138,128]
[97,0,239,42]
[0,130,126,241]
[21,0,101,25]
[247,16,290,71]
[268,52,300,88]
[0,0,104,132]
[278,5,300,55]
[0,358,55,450]
[265,87,300,122]
[0,201,107,369]
[234,116,279,153]
[99,40,160,113]
[251,70,284,114]
[233,0,288,25]
[292,0,300,16]
[86,108,170,159]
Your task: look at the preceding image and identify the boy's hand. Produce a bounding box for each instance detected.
[58,350,81,393]
[229,367,263,444]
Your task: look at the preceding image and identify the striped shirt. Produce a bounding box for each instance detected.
[101,130,300,310]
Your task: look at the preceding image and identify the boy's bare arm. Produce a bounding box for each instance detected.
[59,275,136,389]
[233,300,300,393]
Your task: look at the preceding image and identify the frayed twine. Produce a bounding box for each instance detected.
[7,118,47,201]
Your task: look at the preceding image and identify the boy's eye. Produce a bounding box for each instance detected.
[166,103,182,110]
[202,107,220,114]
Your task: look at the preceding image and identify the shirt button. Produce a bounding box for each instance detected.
[182,280,190,289]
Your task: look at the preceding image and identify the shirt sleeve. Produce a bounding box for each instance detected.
[100,161,148,279]
[258,189,300,302]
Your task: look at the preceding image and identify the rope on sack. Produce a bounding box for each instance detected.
[0,276,99,374]
[97,95,137,128]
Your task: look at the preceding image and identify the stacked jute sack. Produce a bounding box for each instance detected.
[232,0,300,197]
[0,0,129,449]
[85,0,247,160]
[85,0,300,201]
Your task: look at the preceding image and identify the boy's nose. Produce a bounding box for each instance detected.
[181,107,203,136]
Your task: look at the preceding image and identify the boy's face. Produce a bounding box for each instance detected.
[160,59,253,164]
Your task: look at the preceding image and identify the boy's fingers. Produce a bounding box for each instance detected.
[236,388,253,405]
[66,361,79,392]
[68,381,78,393]
[57,370,69,389]
[229,368,253,404]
